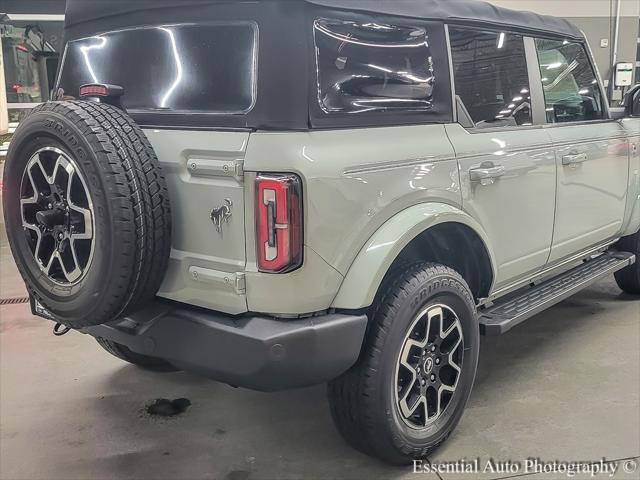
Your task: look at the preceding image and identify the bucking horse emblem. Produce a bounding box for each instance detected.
[211,199,233,234]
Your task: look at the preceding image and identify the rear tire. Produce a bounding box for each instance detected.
[613,231,640,294]
[95,338,179,372]
[328,263,479,465]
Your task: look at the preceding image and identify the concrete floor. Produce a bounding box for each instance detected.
[1,226,639,479]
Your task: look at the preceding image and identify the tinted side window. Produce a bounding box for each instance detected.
[450,28,532,128]
[535,39,604,123]
[58,23,257,114]
[313,19,435,114]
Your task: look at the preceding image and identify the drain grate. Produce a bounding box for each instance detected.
[0,297,30,305]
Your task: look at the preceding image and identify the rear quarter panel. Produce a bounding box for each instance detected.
[243,125,460,314]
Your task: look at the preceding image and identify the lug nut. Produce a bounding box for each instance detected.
[421,379,426,386]
[430,374,436,382]
[435,358,440,365]
[431,345,436,352]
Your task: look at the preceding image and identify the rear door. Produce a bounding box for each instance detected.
[532,38,629,262]
[147,129,249,314]
[57,23,258,314]
[446,27,556,289]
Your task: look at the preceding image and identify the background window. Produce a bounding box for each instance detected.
[535,39,604,123]
[314,19,435,114]
[449,28,532,128]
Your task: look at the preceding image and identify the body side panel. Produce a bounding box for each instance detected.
[245,246,344,315]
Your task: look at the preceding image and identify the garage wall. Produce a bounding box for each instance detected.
[1,0,66,15]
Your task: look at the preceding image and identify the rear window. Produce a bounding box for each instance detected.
[313,18,435,114]
[449,28,532,128]
[58,23,258,114]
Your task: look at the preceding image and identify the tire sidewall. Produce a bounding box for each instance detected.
[3,107,119,322]
[378,274,479,451]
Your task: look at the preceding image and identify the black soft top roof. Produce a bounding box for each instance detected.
[60,0,584,131]
[64,0,583,41]
[308,0,583,39]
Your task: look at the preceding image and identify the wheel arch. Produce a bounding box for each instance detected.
[331,203,496,309]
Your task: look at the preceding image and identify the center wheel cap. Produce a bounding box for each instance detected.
[423,356,434,374]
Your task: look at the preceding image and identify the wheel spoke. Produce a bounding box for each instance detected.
[60,247,82,282]
[440,313,459,340]
[34,156,53,184]
[399,385,422,418]
[49,153,67,185]
[43,250,58,274]
[66,169,93,239]
[437,384,455,417]
[447,335,463,376]
[23,223,43,259]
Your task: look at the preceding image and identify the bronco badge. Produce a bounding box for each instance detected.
[211,199,233,234]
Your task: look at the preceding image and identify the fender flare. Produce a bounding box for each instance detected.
[331,203,497,309]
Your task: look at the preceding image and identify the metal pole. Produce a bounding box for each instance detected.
[612,0,621,68]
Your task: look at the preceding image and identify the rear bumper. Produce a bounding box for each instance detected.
[81,301,367,391]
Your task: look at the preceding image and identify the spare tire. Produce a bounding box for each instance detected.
[2,101,171,328]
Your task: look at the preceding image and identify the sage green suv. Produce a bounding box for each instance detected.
[4,0,640,465]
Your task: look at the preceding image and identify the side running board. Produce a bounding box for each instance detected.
[479,251,635,335]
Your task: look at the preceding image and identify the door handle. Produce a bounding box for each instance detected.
[561,153,587,165]
[469,164,506,182]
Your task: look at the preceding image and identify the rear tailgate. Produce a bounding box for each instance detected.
[147,129,249,314]
[55,20,259,314]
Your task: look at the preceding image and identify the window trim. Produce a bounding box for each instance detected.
[445,24,542,133]
[532,36,610,127]
[444,25,458,124]
[524,37,547,126]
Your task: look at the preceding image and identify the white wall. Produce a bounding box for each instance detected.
[485,0,639,18]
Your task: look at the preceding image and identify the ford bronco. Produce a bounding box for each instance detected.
[3,0,640,465]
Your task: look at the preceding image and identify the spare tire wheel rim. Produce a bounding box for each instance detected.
[20,147,95,285]
[394,304,464,429]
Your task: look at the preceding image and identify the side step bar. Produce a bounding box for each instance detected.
[479,251,635,335]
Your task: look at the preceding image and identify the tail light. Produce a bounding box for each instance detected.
[255,174,303,273]
[79,84,124,108]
